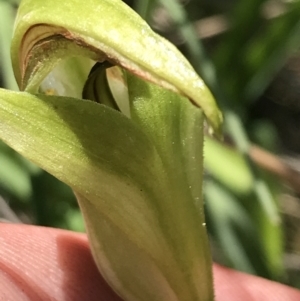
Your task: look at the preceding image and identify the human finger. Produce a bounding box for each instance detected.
[0,223,122,301]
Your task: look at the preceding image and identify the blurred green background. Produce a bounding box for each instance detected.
[1,0,300,289]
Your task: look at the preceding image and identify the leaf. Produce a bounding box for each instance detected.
[11,0,222,135]
[0,147,32,200]
[205,180,259,274]
[204,137,253,196]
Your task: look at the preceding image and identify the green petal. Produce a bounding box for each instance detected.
[0,88,213,300]
[126,72,213,300]
[11,0,222,135]
[0,91,164,242]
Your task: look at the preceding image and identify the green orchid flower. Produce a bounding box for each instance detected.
[0,0,222,300]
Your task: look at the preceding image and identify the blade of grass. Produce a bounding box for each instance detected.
[214,0,267,73]
[205,179,257,274]
[225,110,279,224]
[245,3,300,101]
[134,0,157,21]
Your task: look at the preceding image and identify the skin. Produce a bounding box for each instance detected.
[0,223,299,301]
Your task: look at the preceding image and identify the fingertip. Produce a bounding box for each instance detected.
[213,263,300,301]
[0,223,122,301]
